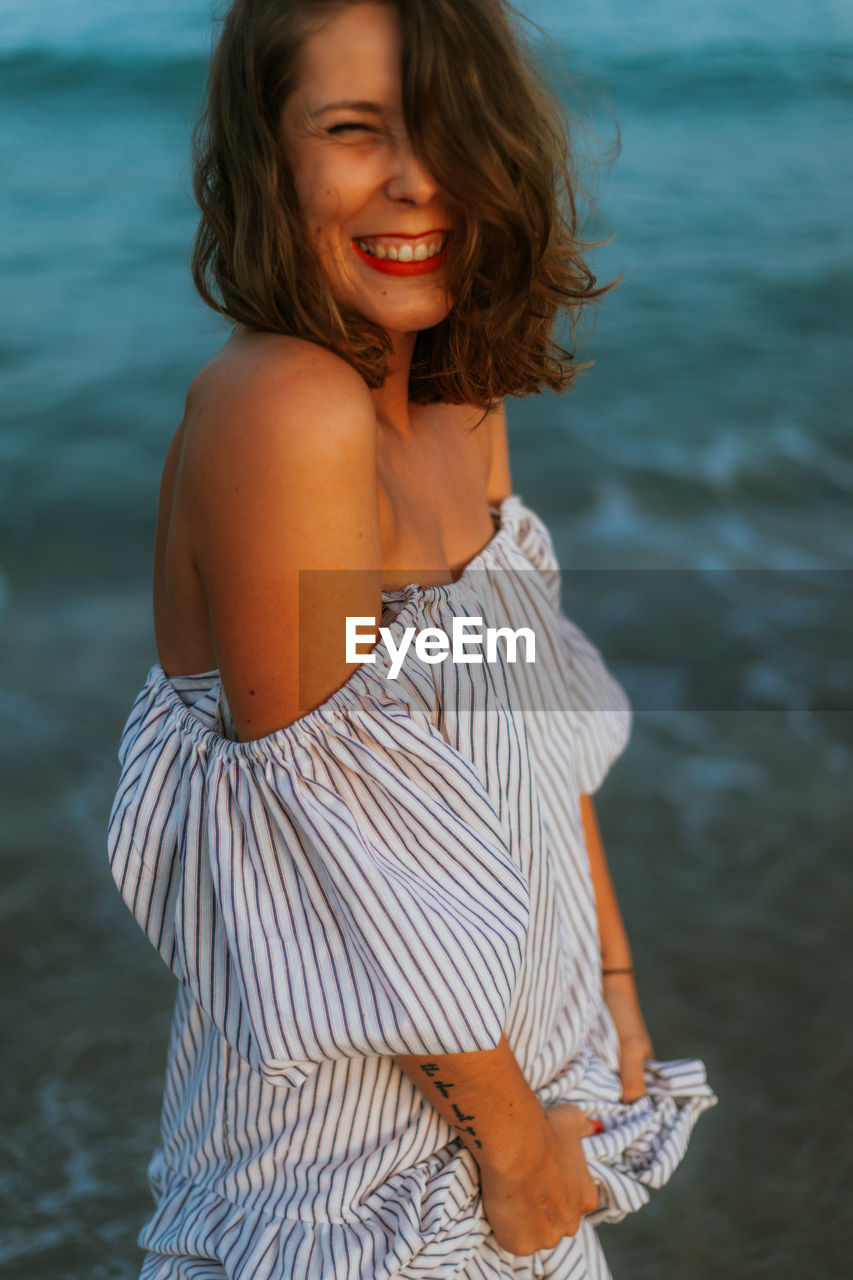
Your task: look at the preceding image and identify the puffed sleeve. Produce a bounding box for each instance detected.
[510,497,633,795]
[108,666,529,1088]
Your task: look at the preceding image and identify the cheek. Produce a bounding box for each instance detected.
[309,155,384,229]
[296,178,337,236]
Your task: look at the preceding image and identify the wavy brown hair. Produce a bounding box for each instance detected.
[192,0,615,407]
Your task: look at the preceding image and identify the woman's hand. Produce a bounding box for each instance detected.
[478,1102,600,1256]
[602,972,655,1104]
[393,1039,600,1256]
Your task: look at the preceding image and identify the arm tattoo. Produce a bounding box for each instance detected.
[419,1065,483,1149]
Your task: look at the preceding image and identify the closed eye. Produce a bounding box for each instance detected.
[327,122,374,135]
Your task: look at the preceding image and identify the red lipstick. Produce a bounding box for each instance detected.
[351,233,450,277]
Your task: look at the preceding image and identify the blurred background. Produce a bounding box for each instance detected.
[1,0,851,1275]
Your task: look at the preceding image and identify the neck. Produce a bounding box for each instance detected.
[370,330,419,440]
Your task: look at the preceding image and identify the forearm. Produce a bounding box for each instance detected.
[579,792,633,971]
[393,1035,546,1176]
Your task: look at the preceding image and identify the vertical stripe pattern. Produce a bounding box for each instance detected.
[109,494,717,1280]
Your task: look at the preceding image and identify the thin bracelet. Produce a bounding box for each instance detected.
[602,966,635,975]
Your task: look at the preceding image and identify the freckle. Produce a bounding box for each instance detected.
[249,689,256,696]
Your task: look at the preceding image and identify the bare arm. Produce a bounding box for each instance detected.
[580,793,633,973]
[182,337,383,739]
[485,398,513,504]
[394,1035,544,1173]
[580,793,655,1101]
[394,1037,599,1255]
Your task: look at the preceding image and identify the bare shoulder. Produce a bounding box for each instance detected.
[182,331,376,480]
[189,327,375,405]
[179,332,378,559]
[173,331,382,740]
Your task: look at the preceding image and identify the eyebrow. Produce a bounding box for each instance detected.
[312,100,387,116]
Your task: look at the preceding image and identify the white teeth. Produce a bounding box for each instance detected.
[356,234,447,261]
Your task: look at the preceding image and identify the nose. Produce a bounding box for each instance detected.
[385,130,440,205]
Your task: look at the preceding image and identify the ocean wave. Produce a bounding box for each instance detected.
[2,38,852,111]
[545,39,850,114]
[545,40,853,110]
[647,426,853,500]
[0,47,208,105]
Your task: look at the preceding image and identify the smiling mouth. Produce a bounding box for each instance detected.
[351,230,451,276]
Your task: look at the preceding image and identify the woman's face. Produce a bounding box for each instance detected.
[281,2,456,337]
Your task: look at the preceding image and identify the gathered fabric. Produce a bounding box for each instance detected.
[109,494,717,1279]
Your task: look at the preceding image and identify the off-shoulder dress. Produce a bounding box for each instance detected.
[108,493,717,1280]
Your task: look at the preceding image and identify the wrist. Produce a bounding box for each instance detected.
[474,1092,548,1179]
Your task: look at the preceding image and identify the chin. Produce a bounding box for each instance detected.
[360,296,452,335]
[381,312,449,335]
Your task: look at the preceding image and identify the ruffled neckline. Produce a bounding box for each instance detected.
[379,491,522,604]
[140,493,533,757]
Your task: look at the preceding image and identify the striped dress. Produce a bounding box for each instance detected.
[108,492,717,1280]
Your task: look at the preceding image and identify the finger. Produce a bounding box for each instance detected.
[576,1112,600,1138]
[621,1079,645,1103]
[548,1102,597,1136]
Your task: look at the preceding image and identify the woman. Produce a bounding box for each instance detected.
[109,1,717,1276]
